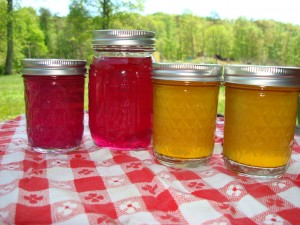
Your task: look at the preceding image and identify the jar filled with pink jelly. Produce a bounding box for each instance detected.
[89,30,155,149]
[22,59,86,153]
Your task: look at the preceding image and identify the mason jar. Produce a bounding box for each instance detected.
[152,63,222,167]
[22,59,86,153]
[89,30,155,149]
[223,65,300,178]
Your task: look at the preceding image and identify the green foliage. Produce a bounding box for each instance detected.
[0,0,7,73]
[0,0,6,39]
[12,7,48,70]
[62,0,93,61]
[110,12,144,29]
[233,18,263,63]
[39,8,58,58]
[204,22,234,58]
[177,14,206,60]
[83,0,144,29]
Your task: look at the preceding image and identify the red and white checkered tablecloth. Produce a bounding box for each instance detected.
[0,113,300,225]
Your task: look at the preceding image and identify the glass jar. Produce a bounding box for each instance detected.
[22,59,86,153]
[223,65,300,178]
[152,63,222,167]
[89,30,155,149]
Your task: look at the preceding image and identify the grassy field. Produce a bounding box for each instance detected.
[217,86,225,116]
[0,74,25,121]
[0,74,225,122]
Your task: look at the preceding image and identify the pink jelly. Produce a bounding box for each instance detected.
[89,30,155,149]
[89,56,153,149]
[22,59,86,153]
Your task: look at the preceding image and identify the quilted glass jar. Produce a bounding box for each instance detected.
[89,30,155,149]
[152,63,222,167]
[223,65,300,178]
[22,59,86,153]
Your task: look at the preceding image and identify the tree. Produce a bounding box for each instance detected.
[176,14,207,61]
[146,13,177,60]
[39,8,64,58]
[0,0,7,73]
[2,1,300,72]
[52,15,67,58]
[109,11,144,30]
[255,20,277,64]
[12,7,48,69]
[39,8,52,47]
[85,0,144,29]
[101,0,110,29]
[63,0,93,60]
[233,18,263,64]
[204,23,234,60]
[293,30,300,65]
[4,0,13,74]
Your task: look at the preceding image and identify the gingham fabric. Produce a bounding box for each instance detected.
[0,113,299,225]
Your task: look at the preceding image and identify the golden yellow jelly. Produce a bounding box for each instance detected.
[153,80,220,161]
[223,83,299,168]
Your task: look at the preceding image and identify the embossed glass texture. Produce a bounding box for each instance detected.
[89,56,153,149]
[223,65,300,178]
[23,75,85,152]
[224,85,298,167]
[152,63,222,167]
[153,80,220,166]
[89,29,155,150]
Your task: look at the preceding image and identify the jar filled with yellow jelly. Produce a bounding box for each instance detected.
[223,65,300,178]
[152,63,223,167]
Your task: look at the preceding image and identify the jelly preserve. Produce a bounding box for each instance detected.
[223,65,300,178]
[22,59,86,153]
[152,63,222,167]
[89,30,155,149]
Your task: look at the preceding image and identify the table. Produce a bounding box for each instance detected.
[0,113,300,224]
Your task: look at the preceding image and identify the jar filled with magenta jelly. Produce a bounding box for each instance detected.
[223,65,300,178]
[22,59,86,153]
[89,30,155,149]
[152,63,223,167]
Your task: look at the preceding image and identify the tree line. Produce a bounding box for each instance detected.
[1,0,300,75]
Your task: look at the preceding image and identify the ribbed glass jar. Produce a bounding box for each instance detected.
[152,63,222,167]
[223,65,300,178]
[89,30,155,149]
[22,59,86,153]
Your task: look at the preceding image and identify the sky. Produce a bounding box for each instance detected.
[19,0,300,25]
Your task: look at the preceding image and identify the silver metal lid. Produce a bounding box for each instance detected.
[152,63,223,82]
[224,65,300,87]
[22,59,87,76]
[92,30,155,48]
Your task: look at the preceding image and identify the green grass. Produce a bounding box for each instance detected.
[218,86,225,115]
[0,74,25,121]
[0,74,225,121]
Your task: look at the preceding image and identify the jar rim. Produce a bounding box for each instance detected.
[22,58,87,76]
[152,63,223,82]
[224,65,300,87]
[92,29,155,48]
